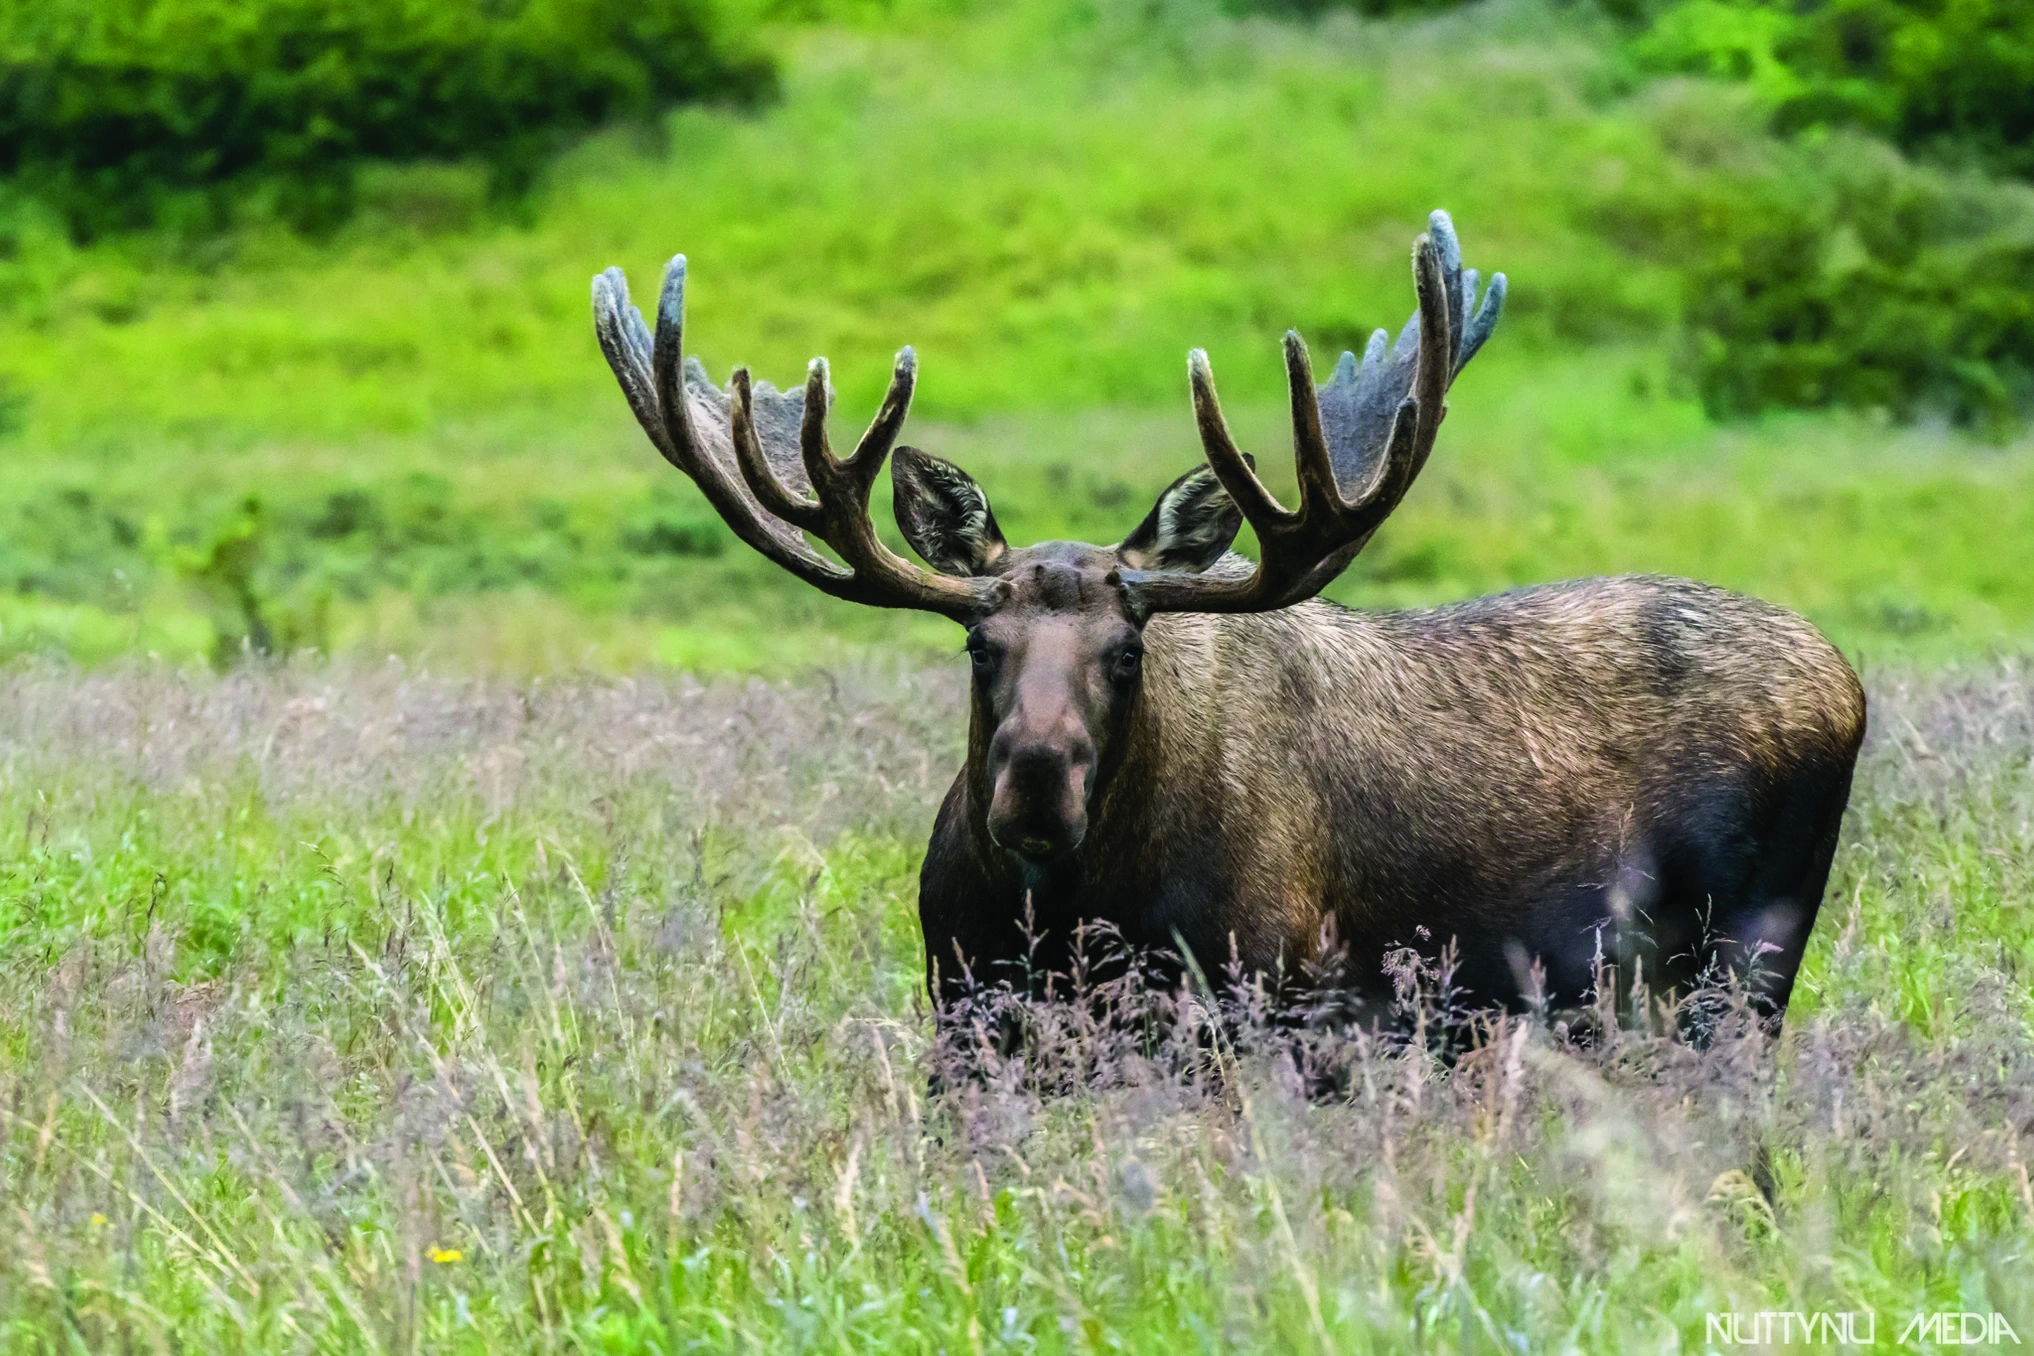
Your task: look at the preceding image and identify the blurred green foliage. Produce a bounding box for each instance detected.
[1608,98,2034,429]
[0,0,2032,670]
[0,5,1690,439]
[0,472,752,667]
[1621,0,2034,424]
[0,0,773,237]
[1231,0,1471,15]
[1635,0,2034,180]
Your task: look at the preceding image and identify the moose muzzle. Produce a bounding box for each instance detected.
[986,732,1097,860]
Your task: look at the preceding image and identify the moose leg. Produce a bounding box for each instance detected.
[1708,757,1857,1029]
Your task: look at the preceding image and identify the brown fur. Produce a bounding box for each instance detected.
[920,548,1865,1028]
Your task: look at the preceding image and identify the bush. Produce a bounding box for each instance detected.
[1231,0,1472,14]
[1635,0,2034,181]
[1609,100,2034,430]
[1616,4,2034,426]
[0,0,775,237]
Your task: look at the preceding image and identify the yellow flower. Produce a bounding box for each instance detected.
[427,1246,463,1264]
[90,1214,108,1227]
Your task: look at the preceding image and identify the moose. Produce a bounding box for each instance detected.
[591,211,1865,1034]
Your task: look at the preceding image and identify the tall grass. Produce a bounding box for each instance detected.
[0,658,2028,1348]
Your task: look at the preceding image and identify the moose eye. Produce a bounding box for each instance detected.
[1114,646,1144,680]
[966,638,996,675]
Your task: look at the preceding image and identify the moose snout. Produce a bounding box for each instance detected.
[986,735,1096,860]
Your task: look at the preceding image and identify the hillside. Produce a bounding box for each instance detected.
[0,1,2029,671]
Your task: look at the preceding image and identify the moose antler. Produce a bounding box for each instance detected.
[1126,210,1505,615]
[592,258,1002,621]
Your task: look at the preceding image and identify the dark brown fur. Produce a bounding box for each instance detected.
[921,547,1865,1028]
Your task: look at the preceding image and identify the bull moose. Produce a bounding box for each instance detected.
[591,211,1865,1033]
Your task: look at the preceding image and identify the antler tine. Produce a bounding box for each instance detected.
[799,357,840,494]
[1407,233,1453,484]
[591,268,671,460]
[846,347,917,484]
[1187,349,1288,526]
[650,256,701,473]
[730,368,825,530]
[1458,271,1506,374]
[1283,331,1340,515]
[1347,396,1423,537]
[1427,210,1466,367]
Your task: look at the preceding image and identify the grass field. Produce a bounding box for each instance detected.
[0,658,2028,1350]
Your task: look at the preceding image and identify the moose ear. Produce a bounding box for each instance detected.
[892,447,1009,576]
[1118,465,1244,573]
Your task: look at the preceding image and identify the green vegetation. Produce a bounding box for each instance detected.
[1628,0,2034,425]
[0,661,2027,1348]
[1635,0,2034,179]
[1,0,2031,672]
[1626,118,2034,429]
[0,0,771,236]
[1235,0,1471,15]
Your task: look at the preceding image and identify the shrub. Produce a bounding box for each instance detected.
[1635,0,2034,181]
[1231,0,1473,14]
[1614,4,2034,426]
[1609,99,2034,430]
[0,0,775,236]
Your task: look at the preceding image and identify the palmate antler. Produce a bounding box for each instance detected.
[1125,209,1505,614]
[592,259,1001,621]
[592,210,1502,621]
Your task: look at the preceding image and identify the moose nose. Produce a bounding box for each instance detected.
[986,737,1095,860]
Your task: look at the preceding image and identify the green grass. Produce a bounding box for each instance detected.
[2,0,2032,672]
[1,7,1677,442]
[0,659,2027,1350]
[5,361,2031,673]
